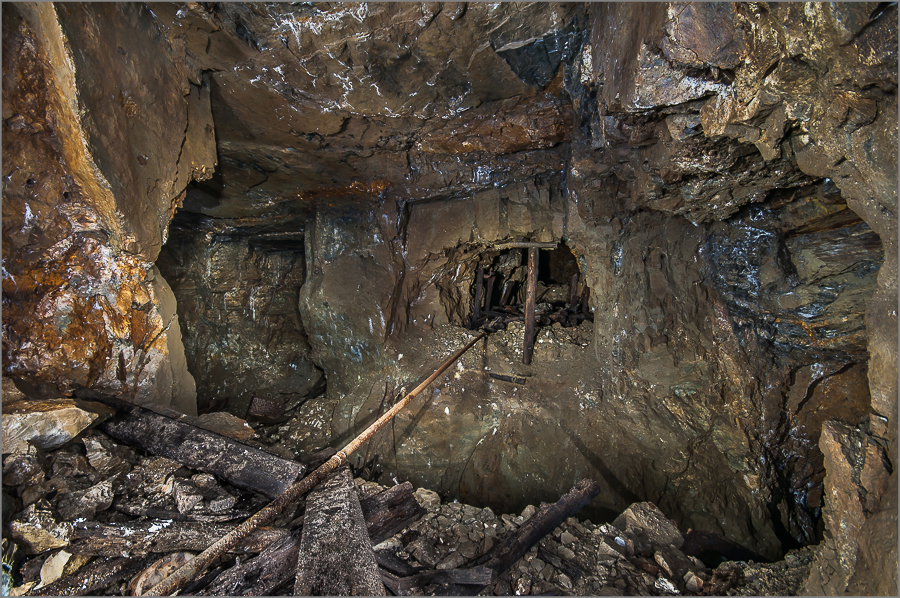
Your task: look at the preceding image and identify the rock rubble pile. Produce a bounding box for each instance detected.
[3,399,813,596]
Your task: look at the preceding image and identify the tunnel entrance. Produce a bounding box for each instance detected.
[466,243,592,363]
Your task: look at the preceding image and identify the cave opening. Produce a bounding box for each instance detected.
[3,2,897,594]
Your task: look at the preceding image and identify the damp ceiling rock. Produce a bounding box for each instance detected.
[2,2,897,593]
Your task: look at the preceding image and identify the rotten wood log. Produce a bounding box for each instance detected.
[30,555,157,597]
[375,549,423,577]
[440,479,600,595]
[478,479,600,576]
[198,530,302,596]
[294,466,386,596]
[380,566,494,594]
[98,400,306,499]
[146,332,487,596]
[360,481,427,545]
[523,247,539,365]
[69,520,289,557]
[469,267,484,329]
[113,503,249,523]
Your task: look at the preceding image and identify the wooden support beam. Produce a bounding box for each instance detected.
[523,247,538,365]
[568,272,580,310]
[483,272,496,312]
[493,241,558,250]
[469,267,484,329]
[293,466,386,596]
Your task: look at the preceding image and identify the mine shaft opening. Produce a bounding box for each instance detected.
[467,243,593,344]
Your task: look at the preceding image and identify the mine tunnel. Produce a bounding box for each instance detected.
[2,2,897,596]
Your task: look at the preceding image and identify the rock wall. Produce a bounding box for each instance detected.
[565,2,897,590]
[2,3,214,412]
[290,173,874,560]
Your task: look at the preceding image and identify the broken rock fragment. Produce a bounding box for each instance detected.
[56,480,114,521]
[193,412,257,442]
[83,434,134,475]
[172,479,203,514]
[9,502,74,554]
[613,502,684,550]
[2,444,47,487]
[2,400,105,454]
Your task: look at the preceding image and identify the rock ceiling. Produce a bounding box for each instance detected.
[151,2,579,222]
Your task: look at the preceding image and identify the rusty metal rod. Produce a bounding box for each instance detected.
[523,247,539,365]
[146,331,488,596]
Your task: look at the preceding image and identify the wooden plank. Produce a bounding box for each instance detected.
[294,466,386,595]
[69,520,289,556]
[522,247,539,365]
[99,401,306,499]
[359,481,427,545]
[198,529,302,596]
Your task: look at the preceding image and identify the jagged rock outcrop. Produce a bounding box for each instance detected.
[2,3,214,412]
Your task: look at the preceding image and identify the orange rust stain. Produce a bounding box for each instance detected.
[297,179,391,201]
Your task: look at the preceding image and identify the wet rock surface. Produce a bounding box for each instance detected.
[2,3,208,412]
[3,2,896,594]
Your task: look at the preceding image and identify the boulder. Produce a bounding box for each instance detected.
[613,502,684,550]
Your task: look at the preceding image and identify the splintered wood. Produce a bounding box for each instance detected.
[294,466,386,596]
